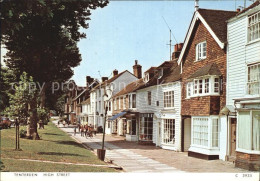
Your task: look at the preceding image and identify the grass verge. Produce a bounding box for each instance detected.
[0,122,116,172]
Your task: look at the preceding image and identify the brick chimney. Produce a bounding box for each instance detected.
[113,69,118,77]
[133,60,142,79]
[171,43,184,60]
[102,77,108,82]
[86,76,94,87]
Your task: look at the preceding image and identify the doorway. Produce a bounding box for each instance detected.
[229,118,237,161]
[157,121,161,146]
[183,118,191,152]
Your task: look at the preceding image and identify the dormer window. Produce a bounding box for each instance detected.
[159,68,163,78]
[196,41,206,61]
[145,73,149,82]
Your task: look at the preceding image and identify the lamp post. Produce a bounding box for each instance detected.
[15,117,21,150]
[97,87,112,161]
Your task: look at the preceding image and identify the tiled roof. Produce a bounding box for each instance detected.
[92,70,135,90]
[198,9,237,43]
[81,98,90,105]
[188,63,222,79]
[137,63,181,90]
[114,78,145,97]
[145,67,157,73]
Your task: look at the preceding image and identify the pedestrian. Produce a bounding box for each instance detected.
[74,127,76,136]
[78,123,80,132]
[84,124,88,137]
[81,125,84,137]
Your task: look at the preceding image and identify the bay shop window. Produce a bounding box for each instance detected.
[191,116,219,148]
[237,111,260,152]
[139,113,153,141]
[186,76,220,98]
[162,119,175,145]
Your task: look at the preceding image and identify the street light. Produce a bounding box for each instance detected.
[97,87,112,161]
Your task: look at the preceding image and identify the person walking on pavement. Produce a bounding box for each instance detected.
[81,125,84,137]
[74,127,76,136]
[84,124,88,137]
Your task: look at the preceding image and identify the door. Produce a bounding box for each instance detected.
[230,118,237,157]
[157,122,161,146]
[184,118,191,151]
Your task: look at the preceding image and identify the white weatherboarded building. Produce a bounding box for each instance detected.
[136,57,182,151]
[222,2,260,171]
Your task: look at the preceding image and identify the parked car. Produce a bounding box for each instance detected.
[0,117,12,129]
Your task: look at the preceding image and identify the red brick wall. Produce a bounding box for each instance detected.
[181,21,226,116]
[235,152,260,171]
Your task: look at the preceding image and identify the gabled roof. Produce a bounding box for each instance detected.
[237,1,260,16]
[188,63,222,79]
[113,78,145,97]
[137,63,181,90]
[145,67,157,73]
[178,9,237,65]
[157,61,175,69]
[92,70,133,91]
[73,89,86,101]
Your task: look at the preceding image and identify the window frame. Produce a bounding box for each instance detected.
[191,116,220,149]
[162,119,175,145]
[247,63,260,95]
[237,110,260,153]
[248,11,260,43]
[163,90,174,109]
[196,41,207,61]
[187,76,220,98]
[148,91,152,105]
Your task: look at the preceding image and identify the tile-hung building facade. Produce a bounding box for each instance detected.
[225,1,260,171]
[177,8,237,159]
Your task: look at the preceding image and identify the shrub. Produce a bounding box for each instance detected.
[19,129,27,138]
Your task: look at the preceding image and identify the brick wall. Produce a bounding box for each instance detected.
[235,152,260,171]
[181,21,226,116]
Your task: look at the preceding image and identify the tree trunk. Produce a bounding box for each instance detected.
[29,96,40,140]
[40,83,47,108]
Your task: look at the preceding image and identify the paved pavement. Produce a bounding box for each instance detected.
[54,121,247,173]
[55,121,183,173]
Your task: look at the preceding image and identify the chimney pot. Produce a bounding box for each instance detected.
[133,60,142,79]
[174,44,178,52]
[236,8,240,12]
[113,69,118,77]
[102,77,108,82]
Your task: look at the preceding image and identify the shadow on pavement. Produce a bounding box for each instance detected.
[37,151,84,157]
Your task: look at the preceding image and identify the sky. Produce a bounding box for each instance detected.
[1,0,253,86]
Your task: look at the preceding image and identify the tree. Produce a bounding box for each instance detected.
[1,0,108,137]
[0,67,16,114]
[5,72,37,124]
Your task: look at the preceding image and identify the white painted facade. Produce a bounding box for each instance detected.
[136,80,182,151]
[220,5,260,161]
[90,71,138,133]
